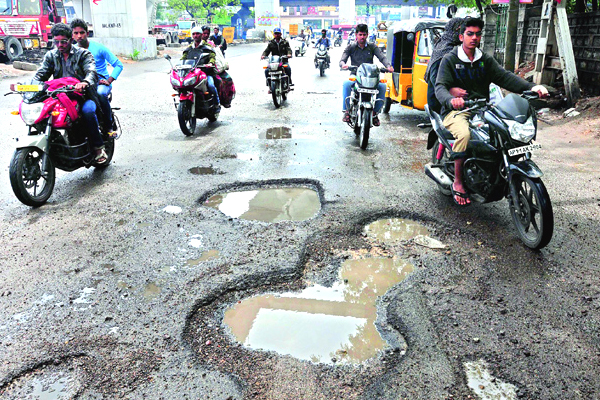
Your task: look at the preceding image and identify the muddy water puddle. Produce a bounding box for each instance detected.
[3,369,76,400]
[223,257,413,364]
[464,360,517,399]
[185,250,220,266]
[364,218,430,242]
[259,127,292,139]
[205,188,320,222]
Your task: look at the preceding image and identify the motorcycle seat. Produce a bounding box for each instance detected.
[425,105,454,142]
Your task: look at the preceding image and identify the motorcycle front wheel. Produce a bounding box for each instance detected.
[178,100,196,136]
[271,81,282,108]
[319,63,325,77]
[9,148,56,207]
[360,109,371,150]
[509,174,554,249]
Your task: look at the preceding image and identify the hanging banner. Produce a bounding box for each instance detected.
[491,0,510,3]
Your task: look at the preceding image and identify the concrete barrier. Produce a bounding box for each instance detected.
[13,61,39,71]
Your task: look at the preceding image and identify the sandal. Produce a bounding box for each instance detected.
[451,184,471,207]
[95,148,108,164]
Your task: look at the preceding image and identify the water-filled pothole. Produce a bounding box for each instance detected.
[204,188,320,222]
[364,218,430,242]
[464,360,517,399]
[185,249,220,266]
[259,127,292,139]
[1,368,77,400]
[189,166,223,175]
[223,257,413,364]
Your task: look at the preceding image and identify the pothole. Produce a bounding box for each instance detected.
[185,249,220,266]
[259,127,292,139]
[189,166,223,175]
[143,282,161,300]
[1,366,79,400]
[204,187,321,222]
[464,360,517,399]
[364,218,430,242]
[223,256,413,364]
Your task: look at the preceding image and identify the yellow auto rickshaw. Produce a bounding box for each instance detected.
[382,18,446,113]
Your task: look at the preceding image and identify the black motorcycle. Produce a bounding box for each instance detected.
[314,43,330,77]
[422,92,553,249]
[265,55,292,108]
[334,35,342,47]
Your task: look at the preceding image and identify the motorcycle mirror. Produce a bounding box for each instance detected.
[407,33,415,42]
[164,54,171,60]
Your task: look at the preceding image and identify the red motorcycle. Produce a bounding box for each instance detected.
[165,52,235,136]
[6,78,119,207]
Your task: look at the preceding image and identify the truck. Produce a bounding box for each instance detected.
[0,0,67,62]
[146,0,179,45]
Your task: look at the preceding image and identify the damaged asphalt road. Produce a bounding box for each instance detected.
[1,43,599,399]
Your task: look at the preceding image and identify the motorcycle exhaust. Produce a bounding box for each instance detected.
[424,163,452,189]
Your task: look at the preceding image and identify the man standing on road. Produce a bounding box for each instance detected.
[435,17,548,206]
[210,26,227,57]
[34,23,106,163]
[339,23,393,126]
[261,27,293,87]
[71,18,123,136]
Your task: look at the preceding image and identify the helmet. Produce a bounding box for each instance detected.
[273,27,282,34]
[191,26,202,34]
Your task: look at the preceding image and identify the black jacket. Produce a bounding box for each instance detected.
[262,38,292,59]
[34,45,97,87]
[435,46,534,117]
[210,34,227,50]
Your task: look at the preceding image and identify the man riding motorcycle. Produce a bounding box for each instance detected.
[339,23,393,126]
[33,23,106,163]
[71,18,122,137]
[209,26,228,57]
[314,29,331,66]
[182,25,220,111]
[435,17,548,206]
[261,27,293,86]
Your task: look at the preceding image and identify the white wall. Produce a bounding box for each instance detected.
[339,0,356,25]
[255,0,281,32]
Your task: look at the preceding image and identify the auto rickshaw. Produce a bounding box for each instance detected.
[382,18,446,113]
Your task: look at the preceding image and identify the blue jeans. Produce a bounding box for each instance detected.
[82,99,103,149]
[207,76,219,106]
[97,83,112,127]
[342,81,386,113]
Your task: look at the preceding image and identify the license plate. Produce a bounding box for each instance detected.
[15,85,44,92]
[508,143,542,156]
[357,88,379,94]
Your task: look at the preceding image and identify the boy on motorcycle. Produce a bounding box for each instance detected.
[261,28,293,86]
[182,25,220,111]
[314,29,331,65]
[339,23,393,126]
[71,18,123,137]
[435,17,548,206]
[33,23,106,163]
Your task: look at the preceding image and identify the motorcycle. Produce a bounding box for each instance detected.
[6,79,119,207]
[334,35,342,47]
[165,53,221,136]
[344,64,386,150]
[422,92,554,249]
[265,55,292,108]
[314,43,330,77]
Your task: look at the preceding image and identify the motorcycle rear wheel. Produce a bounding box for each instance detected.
[178,100,196,136]
[383,97,392,114]
[360,110,371,150]
[9,148,56,207]
[430,140,452,196]
[509,175,554,249]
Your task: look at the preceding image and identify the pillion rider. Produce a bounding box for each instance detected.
[435,17,548,206]
[339,23,394,127]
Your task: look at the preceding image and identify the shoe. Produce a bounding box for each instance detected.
[372,115,380,127]
[107,131,118,138]
[290,83,294,86]
[223,103,231,108]
[94,148,108,164]
[342,112,351,123]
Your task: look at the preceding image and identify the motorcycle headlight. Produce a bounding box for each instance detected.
[183,76,198,86]
[507,116,536,143]
[269,62,279,70]
[170,76,181,87]
[358,77,378,88]
[20,103,44,125]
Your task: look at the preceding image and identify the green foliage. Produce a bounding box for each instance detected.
[167,0,240,19]
[130,49,140,61]
[156,3,180,24]
[212,8,234,25]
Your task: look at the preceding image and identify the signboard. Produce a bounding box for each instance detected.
[289,23,298,36]
[318,6,337,12]
[491,0,510,3]
[307,6,318,15]
[223,27,235,43]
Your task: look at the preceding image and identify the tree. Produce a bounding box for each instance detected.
[167,0,239,20]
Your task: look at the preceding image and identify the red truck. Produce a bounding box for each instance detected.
[0,0,66,62]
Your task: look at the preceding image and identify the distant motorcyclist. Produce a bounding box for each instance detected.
[182,25,220,111]
[339,23,393,126]
[33,23,106,163]
[261,27,293,86]
[209,26,227,56]
[314,29,331,65]
[297,29,307,52]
